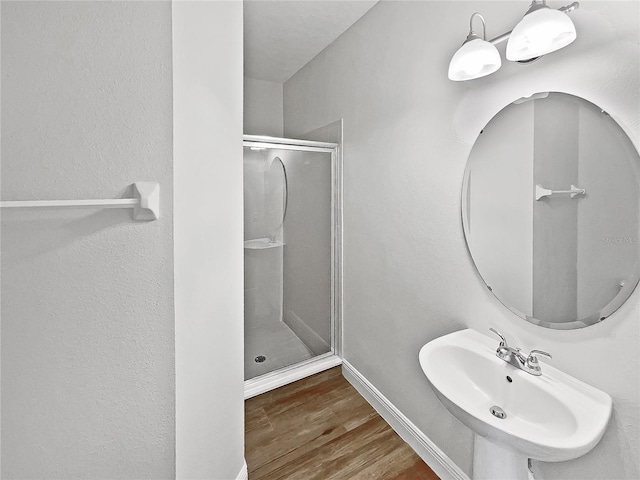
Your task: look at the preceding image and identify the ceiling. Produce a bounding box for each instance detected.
[244,1,378,84]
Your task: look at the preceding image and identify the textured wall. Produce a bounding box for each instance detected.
[244,77,284,136]
[1,2,174,478]
[284,2,639,479]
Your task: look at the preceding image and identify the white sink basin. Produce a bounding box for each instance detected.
[419,329,612,462]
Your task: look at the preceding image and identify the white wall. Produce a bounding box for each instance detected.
[173,2,245,479]
[1,2,174,478]
[284,2,639,479]
[244,77,284,136]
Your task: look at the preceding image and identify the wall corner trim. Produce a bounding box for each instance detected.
[236,460,248,480]
[341,361,470,480]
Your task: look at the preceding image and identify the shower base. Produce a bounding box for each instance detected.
[245,320,314,380]
[244,352,342,399]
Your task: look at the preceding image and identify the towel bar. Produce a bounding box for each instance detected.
[0,182,160,221]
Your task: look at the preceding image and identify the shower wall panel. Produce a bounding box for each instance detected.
[243,151,285,330]
[282,150,332,355]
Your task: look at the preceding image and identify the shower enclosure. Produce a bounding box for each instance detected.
[243,135,341,397]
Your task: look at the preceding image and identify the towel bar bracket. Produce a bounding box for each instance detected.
[535,184,585,201]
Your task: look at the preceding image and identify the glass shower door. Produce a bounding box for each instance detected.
[243,143,334,381]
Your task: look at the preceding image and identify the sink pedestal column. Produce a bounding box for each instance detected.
[473,435,531,480]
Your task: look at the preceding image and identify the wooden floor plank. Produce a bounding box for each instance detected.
[262,416,395,480]
[328,389,379,432]
[248,367,342,410]
[250,420,349,479]
[245,406,272,434]
[247,404,344,473]
[390,459,441,480]
[263,373,351,419]
[322,419,409,480]
[245,366,439,480]
[348,442,421,480]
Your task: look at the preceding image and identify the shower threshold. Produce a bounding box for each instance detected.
[244,352,342,399]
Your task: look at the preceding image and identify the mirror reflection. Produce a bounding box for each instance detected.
[463,92,640,329]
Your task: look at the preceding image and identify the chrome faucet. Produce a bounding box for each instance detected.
[489,328,552,376]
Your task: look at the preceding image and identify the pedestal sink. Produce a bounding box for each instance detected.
[419,329,612,479]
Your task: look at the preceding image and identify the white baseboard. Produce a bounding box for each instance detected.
[283,308,330,356]
[342,360,470,480]
[244,353,342,399]
[235,460,248,480]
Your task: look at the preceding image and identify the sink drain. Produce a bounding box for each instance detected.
[490,405,506,419]
[254,355,266,363]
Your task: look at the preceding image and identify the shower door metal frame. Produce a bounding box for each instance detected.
[243,135,342,398]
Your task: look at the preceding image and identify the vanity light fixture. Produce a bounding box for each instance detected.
[448,1,580,81]
[448,13,501,81]
[507,0,578,61]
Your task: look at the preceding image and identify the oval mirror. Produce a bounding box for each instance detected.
[462,92,640,329]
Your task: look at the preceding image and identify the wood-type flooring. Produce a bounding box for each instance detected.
[245,366,440,480]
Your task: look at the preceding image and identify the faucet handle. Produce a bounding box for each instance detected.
[489,328,508,347]
[528,349,552,360]
[526,350,552,371]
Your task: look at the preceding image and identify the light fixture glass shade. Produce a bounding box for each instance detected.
[448,38,502,81]
[506,7,576,61]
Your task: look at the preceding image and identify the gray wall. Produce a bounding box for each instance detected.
[1,2,174,478]
[284,2,639,479]
[244,77,284,136]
